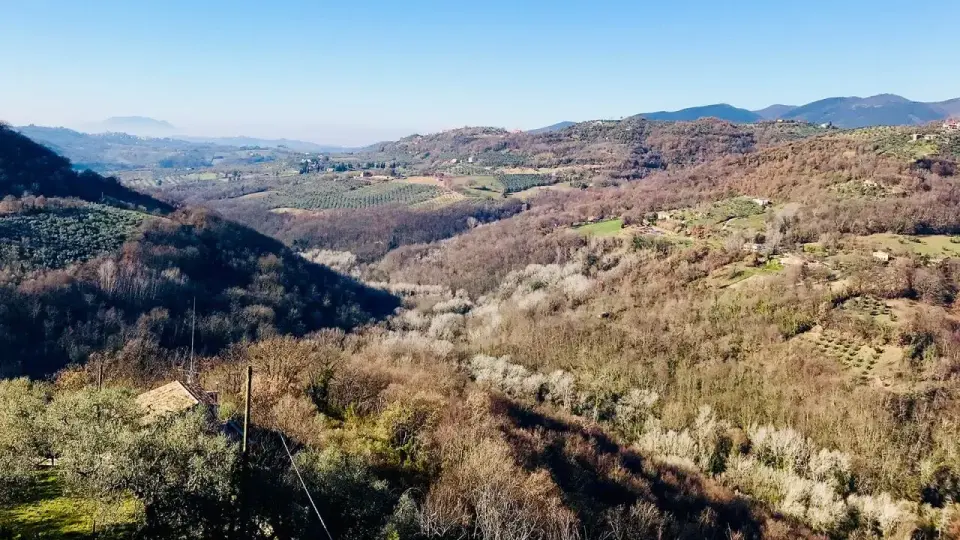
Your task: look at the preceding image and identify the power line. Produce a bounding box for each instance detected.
[278,432,334,540]
[188,296,197,384]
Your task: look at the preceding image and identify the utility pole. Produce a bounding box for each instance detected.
[96,362,103,391]
[188,296,196,384]
[242,365,252,456]
[238,365,253,538]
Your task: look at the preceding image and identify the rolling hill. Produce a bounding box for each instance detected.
[527,121,576,133]
[640,104,761,123]
[15,125,299,172]
[5,115,960,540]
[367,117,829,178]
[0,124,398,377]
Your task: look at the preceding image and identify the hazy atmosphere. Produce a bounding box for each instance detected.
[3,0,959,144]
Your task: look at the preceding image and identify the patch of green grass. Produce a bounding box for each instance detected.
[699,197,766,225]
[454,176,506,199]
[0,472,140,539]
[864,234,960,258]
[575,218,623,237]
[762,259,784,272]
[460,175,502,191]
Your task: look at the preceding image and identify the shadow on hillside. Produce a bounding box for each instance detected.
[0,125,172,214]
[496,397,818,540]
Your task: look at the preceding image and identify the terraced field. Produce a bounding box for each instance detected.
[270,181,443,210]
[497,174,555,194]
[410,190,468,210]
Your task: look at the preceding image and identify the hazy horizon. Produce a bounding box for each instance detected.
[3,0,959,145]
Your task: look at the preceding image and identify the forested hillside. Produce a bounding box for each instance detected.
[369,117,829,178]
[1,124,170,211]
[0,124,397,378]
[4,120,960,539]
[157,118,828,262]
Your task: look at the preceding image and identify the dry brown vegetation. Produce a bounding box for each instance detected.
[378,129,960,294]
[6,122,960,538]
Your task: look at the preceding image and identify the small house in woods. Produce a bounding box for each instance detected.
[136,380,244,438]
[872,251,892,263]
[943,118,960,132]
[136,380,219,424]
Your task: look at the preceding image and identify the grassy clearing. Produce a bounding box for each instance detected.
[456,175,503,192]
[863,233,960,258]
[575,218,623,237]
[449,175,505,200]
[512,182,575,200]
[0,472,141,539]
[182,172,219,181]
[234,190,276,200]
[712,256,786,289]
[401,175,445,186]
[680,197,766,227]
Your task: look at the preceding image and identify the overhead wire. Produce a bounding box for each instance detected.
[278,431,335,540]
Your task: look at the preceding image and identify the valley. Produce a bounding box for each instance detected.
[3,112,960,540]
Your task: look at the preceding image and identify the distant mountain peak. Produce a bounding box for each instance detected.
[101,116,176,129]
[640,104,761,123]
[91,116,177,137]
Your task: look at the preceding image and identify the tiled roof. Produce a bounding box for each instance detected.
[136,380,203,424]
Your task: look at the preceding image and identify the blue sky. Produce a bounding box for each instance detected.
[2,0,958,145]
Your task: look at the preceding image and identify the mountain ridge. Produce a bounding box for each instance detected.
[528,94,960,131]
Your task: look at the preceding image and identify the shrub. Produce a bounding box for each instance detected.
[0,378,48,502]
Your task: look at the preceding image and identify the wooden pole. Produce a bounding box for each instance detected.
[242,365,252,456]
[238,365,253,538]
[188,297,196,384]
[96,362,103,391]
